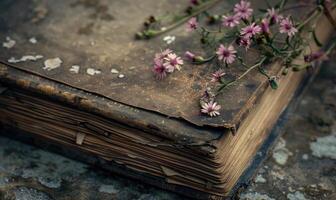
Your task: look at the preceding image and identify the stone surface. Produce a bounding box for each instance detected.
[1,54,336,199]
[240,54,336,200]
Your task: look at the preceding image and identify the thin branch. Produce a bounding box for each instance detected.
[323,4,336,31]
[136,0,222,39]
[216,57,267,94]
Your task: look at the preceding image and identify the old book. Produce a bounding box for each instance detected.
[0,1,334,199]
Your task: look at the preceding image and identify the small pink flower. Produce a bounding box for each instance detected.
[216,44,237,64]
[266,8,282,24]
[279,17,297,37]
[324,0,332,10]
[190,0,199,6]
[185,51,195,61]
[238,37,252,50]
[201,101,221,117]
[261,18,270,34]
[186,17,198,32]
[163,53,184,72]
[210,69,226,82]
[152,49,183,79]
[222,15,240,28]
[240,23,262,38]
[154,49,172,63]
[234,0,253,20]
[304,51,328,63]
[153,60,167,80]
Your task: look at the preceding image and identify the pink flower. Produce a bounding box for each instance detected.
[153,60,167,80]
[216,44,237,64]
[238,37,252,50]
[153,49,183,79]
[261,18,270,34]
[201,101,221,117]
[185,51,195,61]
[323,0,332,10]
[234,0,253,20]
[190,0,199,6]
[240,23,262,38]
[186,17,198,32]
[279,17,297,37]
[304,51,328,63]
[266,8,282,24]
[163,53,184,72]
[210,69,226,82]
[222,15,240,28]
[154,49,172,63]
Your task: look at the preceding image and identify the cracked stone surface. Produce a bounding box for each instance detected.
[1,58,336,199]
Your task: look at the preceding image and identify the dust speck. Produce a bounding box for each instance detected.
[111,68,119,74]
[70,65,80,74]
[8,55,43,63]
[87,68,101,75]
[3,36,16,49]
[163,35,176,44]
[29,37,37,44]
[43,58,62,71]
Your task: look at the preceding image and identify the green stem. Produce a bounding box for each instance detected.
[137,0,221,39]
[216,57,267,94]
[325,40,336,54]
[192,54,217,64]
[201,27,221,34]
[297,6,323,30]
[281,3,314,12]
[322,3,336,30]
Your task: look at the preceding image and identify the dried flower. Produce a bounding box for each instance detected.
[163,53,184,71]
[216,44,237,64]
[200,88,215,104]
[234,0,253,20]
[240,23,262,38]
[304,51,328,63]
[222,15,240,28]
[201,101,221,117]
[279,17,297,37]
[238,36,252,50]
[261,18,270,34]
[186,17,198,32]
[210,69,226,82]
[266,8,282,24]
[185,51,196,61]
[190,0,199,6]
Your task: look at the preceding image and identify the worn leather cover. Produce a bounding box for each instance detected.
[0,0,284,133]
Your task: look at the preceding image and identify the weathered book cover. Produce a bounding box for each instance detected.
[0,0,334,199]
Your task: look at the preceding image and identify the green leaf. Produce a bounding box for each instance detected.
[312,30,323,47]
[269,78,278,89]
[282,68,288,75]
[258,8,268,13]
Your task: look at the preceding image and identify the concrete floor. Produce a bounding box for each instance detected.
[0,59,336,199]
